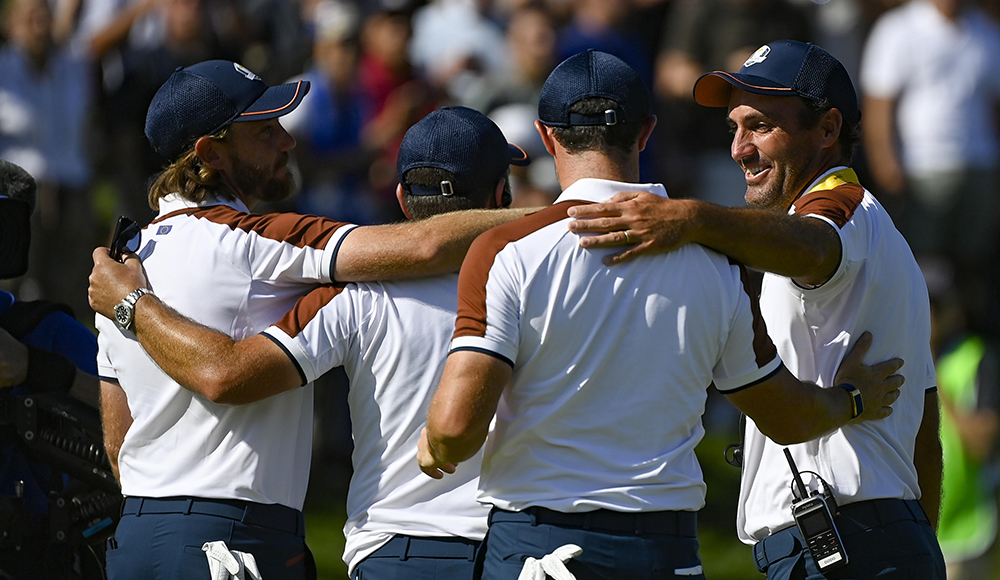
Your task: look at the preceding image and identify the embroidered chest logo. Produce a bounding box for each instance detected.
[156,225,172,235]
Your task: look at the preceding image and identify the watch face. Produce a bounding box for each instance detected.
[115,303,130,327]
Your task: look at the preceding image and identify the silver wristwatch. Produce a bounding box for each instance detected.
[114,288,153,331]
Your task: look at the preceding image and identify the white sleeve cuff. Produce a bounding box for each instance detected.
[261,326,317,384]
[324,224,360,282]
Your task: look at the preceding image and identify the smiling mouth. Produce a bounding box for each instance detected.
[741,162,770,180]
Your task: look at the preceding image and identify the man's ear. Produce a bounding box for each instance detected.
[493,178,509,208]
[396,183,414,220]
[819,108,843,150]
[194,136,226,170]
[534,120,558,157]
[636,115,658,152]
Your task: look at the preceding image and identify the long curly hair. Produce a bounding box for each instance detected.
[147,127,234,211]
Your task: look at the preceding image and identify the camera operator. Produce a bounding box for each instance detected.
[1,158,108,579]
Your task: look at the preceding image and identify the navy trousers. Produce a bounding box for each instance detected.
[351,534,481,580]
[753,499,946,580]
[106,496,313,580]
[482,507,705,580]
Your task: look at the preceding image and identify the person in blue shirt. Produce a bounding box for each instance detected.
[0,158,106,580]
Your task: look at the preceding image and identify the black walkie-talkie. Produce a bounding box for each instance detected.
[784,448,848,571]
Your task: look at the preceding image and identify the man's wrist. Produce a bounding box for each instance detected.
[838,383,864,419]
[114,287,154,331]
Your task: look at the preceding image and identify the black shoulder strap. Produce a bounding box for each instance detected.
[0,300,75,340]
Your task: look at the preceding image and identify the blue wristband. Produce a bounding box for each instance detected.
[838,383,863,419]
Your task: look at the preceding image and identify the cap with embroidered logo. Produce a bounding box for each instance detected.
[397,106,530,197]
[538,49,651,127]
[693,40,860,126]
[145,60,311,160]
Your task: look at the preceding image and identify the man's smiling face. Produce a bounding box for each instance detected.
[727,88,828,211]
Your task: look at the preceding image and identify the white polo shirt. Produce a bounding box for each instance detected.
[95,193,356,510]
[452,178,782,514]
[262,276,489,574]
[860,0,1000,175]
[738,167,936,543]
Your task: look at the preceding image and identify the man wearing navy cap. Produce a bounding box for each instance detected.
[90,105,527,580]
[93,60,531,580]
[569,41,945,579]
[418,49,907,580]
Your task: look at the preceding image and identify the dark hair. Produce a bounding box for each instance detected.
[550,97,644,156]
[147,126,235,210]
[402,166,510,220]
[0,159,37,212]
[797,96,861,165]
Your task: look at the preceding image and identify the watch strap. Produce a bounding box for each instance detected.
[117,287,153,330]
[838,383,863,419]
[124,287,152,307]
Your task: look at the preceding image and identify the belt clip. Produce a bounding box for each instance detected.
[134,497,145,517]
[528,508,539,527]
[400,536,411,561]
[183,498,194,516]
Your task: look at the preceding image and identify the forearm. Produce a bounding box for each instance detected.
[727,335,905,446]
[691,202,840,282]
[426,417,490,466]
[731,373,854,445]
[425,352,510,464]
[914,392,942,530]
[100,380,132,483]
[131,296,299,404]
[335,208,534,282]
[87,0,162,58]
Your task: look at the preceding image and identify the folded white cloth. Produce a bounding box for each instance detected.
[202,540,262,580]
[517,544,583,580]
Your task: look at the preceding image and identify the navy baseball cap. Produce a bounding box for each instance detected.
[397,106,530,197]
[538,49,651,127]
[145,60,310,159]
[693,40,860,126]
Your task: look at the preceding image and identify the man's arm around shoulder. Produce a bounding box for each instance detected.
[334,208,534,282]
[567,193,841,286]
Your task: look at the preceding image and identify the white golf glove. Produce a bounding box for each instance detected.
[202,540,262,580]
[517,543,583,580]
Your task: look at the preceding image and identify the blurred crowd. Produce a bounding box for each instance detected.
[1,0,998,324]
[3,0,1000,574]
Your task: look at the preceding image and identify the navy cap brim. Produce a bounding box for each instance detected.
[235,80,311,121]
[693,71,797,108]
[509,143,530,167]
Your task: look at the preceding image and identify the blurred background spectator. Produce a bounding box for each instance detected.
[860,0,1000,332]
[280,0,376,223]
[0,0,95,320]
[3,0,1000,577]
[925,262,1000,580]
